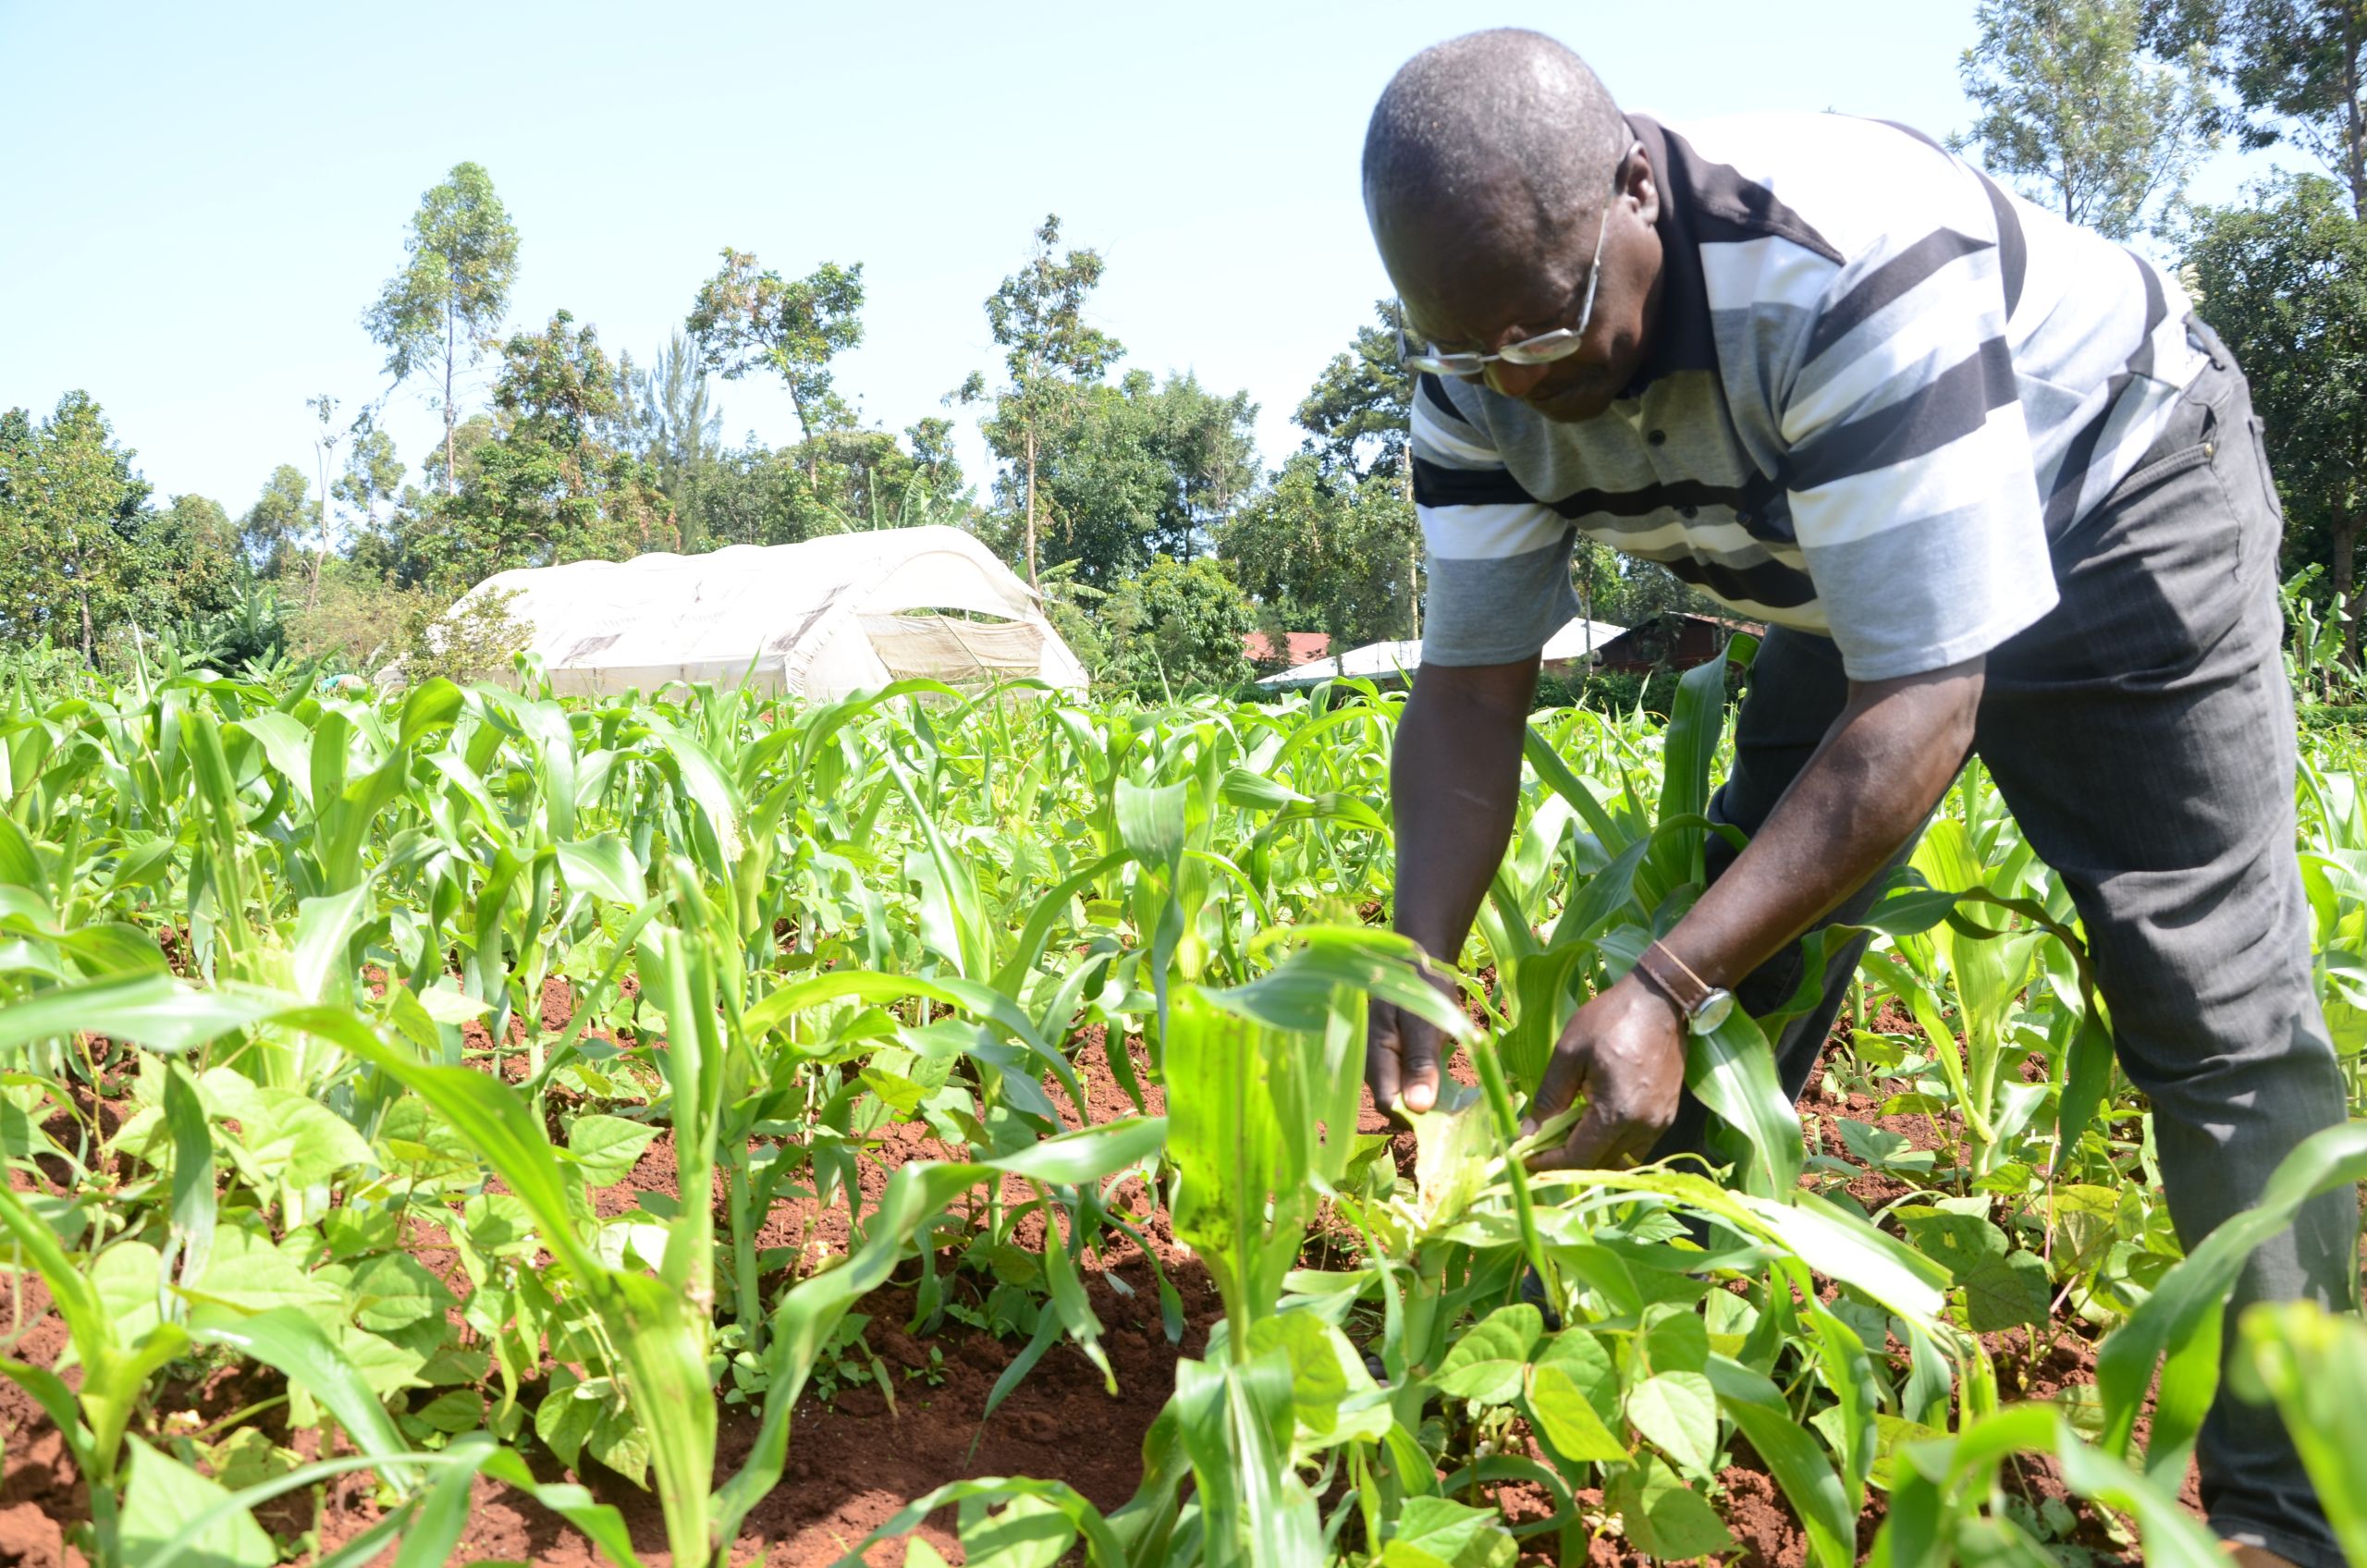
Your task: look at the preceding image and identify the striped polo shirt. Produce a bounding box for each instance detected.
[1413,111,2208,680]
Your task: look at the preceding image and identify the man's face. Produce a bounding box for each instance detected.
[1374,149,1662,423]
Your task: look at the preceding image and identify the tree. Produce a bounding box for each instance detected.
[334,416,404,536]
[419,413,495,499]
[2143,0,2367,216]
[423,310,670,589]
[1288,303,1423,638]
[0,394,152,661]
[1098,556,1257,700]
[240,466,310,577]
[1002,371,1258,588]
[1956,0,2217,238]
[626,329,725,528]
[303,393,341,610]
[904,415,965,498]
[686,250,865,473]
[2186,175,2367,652]
[363,163,521,496]
[974,214,1125,589]
[120,496,242,636]
[1296,300,1412,484]
[1219,453,1419,655]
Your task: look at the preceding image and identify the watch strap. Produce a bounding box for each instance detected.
[1635,939,1711,1018]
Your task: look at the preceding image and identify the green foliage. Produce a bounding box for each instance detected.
[0,393,241,666]
[686,249,865,447]
[1294,300,1411,484]
[286,557,429,671]
[239,462,311,577]
[986,370,1258,590]
[334,416,406,534]
[386,311,674,594]
[0,560,2362,1566]
[153,575,288,677]
[1220,454,1419,652]
[677,426,973,551]
[2235,1300,2367,1562]
[623,329,725,527]
[362,162,521,496]
[2141,0,2367,214]
[1955,0,2216,238]
[394,583,532,688]
[974,214,1125,587]
[1098,555,1257,700]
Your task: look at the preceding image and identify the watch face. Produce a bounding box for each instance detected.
[1691,987,1735,1035]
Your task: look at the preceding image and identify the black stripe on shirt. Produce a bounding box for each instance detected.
[1874,118,2026,320]
[1786,336,2018,492]
[1546,473,1789,529]
[2042,259,2171,533]
[1802,228,1995,363]
[1412,457,1791,537]
[1413,457,1538,508]
[1418,374,1477,428]
[1973,170,2028,319]
[1660,551,1820,609]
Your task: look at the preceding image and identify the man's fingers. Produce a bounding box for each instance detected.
[1519,1041,1593,1143]
[1367,1003,1404,1111]
[1528,1101,1622,1172]
[1397,1014,1442,1113]
[1527,1100,1667,1174]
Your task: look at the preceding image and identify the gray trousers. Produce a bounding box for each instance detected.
[1655,322,2359,1562]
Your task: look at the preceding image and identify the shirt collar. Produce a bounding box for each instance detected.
[1620,113,1720,400]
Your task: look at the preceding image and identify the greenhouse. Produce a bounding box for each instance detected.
[408,525,1091,699]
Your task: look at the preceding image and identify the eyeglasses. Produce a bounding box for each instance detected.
[1396,140,1642,380]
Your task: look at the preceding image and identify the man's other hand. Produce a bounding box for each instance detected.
[1367,966,1461,1116]
[1520,973,1686,1170]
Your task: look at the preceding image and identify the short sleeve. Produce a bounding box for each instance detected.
[1780,229,2056,680]
[1411,376,1580,667]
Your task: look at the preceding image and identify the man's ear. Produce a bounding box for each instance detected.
[1628,148,1661,226]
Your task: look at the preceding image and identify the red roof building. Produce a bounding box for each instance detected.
[1244,631,1331,667]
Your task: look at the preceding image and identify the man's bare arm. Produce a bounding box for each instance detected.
[1369,656,1539,1113]
[1670,655,1983,991]
[1524,654,1985,1169]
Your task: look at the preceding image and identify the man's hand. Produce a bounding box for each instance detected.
[1519,972,1686,1170]
[1367,965,1460,1116]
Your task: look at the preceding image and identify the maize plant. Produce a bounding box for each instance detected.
[0,649,2358,1566]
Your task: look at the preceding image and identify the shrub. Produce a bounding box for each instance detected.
[392,585,533,689]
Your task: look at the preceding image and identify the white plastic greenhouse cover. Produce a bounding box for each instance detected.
[408,526,1089,700]
[1256,615,1627,689]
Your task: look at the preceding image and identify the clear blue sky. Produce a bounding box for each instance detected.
[0,1,2283,520]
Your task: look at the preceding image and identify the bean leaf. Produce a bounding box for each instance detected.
[1431,1305,1542,1404]
[1626,1370,1721,1477]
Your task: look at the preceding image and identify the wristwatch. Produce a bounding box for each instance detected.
[1634,940,1735,1035]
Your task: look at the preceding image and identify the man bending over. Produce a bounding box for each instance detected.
[1359,28,2355,1565]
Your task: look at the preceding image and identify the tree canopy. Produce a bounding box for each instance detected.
[1956,0,2216,238]
[362,162,521,496]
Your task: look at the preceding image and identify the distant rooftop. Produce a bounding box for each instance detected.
[1244,631,1331,666]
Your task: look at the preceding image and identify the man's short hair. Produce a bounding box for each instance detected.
[1363,30,1628,233]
